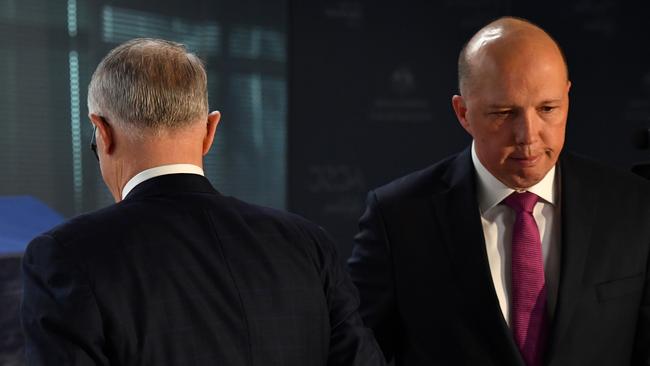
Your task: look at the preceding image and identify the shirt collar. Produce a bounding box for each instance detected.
[471,141,556,214]
[122,164,205,199]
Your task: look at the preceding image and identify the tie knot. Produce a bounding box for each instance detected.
[503,191,538,213]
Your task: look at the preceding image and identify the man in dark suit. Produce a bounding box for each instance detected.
[22,38,385,366]
[348,17,650,366]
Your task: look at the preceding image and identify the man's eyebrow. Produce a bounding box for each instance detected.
[486,99,563,109]
[539,99,563,104]
[486,104,517,109]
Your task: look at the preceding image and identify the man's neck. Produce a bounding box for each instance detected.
[108,140,204,202]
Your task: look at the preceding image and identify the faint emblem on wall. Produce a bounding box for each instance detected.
[572,0,618,38]
[308,164,366,218]
[368,66,433,123]
[390,67,417,96]
[323,2,364,28]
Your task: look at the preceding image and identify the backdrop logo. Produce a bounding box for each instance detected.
[323,2,364,28]
[368,66,432,123]
[308,164,366,217]
[390,67,416,96]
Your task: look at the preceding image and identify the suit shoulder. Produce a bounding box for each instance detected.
[221,196,330,241]
[35,203,123,248]
[24,202,129,265]
[215,197,337,269]
[373,153,458,203]
[563,152,650,194]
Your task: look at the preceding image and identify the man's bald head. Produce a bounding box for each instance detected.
[451,16,571,189]
[458,17,569,96]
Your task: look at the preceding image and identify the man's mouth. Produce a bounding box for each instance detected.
[508,155,541,167]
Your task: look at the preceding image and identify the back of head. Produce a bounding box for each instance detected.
[88,38,208,136]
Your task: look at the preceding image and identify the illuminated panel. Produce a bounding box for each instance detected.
[229,25,285,62]
[101,5,220,55]
[68,51,82,213]
[67,0,77,37]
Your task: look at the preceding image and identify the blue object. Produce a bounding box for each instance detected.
[0,196,64,255]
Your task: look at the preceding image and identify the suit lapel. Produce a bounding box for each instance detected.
[546,154,598,362]
[430,148,523,365]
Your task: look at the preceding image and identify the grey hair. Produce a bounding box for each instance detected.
[88,38,208,135]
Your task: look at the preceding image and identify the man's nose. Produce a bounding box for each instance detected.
[513,109,540,145]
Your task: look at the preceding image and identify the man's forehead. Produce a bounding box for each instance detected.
[470,36,566,82]
[470,77,569,107]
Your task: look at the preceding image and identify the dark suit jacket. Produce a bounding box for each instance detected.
[22,174,385,366]
[348,148,650,366]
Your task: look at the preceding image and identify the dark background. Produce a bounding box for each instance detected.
[289,0,650,261]
[2,0,650,363]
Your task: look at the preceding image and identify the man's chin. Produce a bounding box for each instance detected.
[505,170,547,190]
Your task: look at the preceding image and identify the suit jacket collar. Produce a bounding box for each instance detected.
[432,147,525,365]
[122,164,205,199]
[545,152,599,364]
[436,149,599,365]
[123,173,218,201]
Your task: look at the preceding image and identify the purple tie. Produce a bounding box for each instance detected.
[503,192,548,366]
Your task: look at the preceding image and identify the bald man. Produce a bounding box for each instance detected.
[21,39,385,366]
[348,17,650,366]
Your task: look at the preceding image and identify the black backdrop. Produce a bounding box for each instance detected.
[288,0,650,261]
[2,1,650,363]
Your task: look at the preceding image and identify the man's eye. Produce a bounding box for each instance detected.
[540,106,557,113]
[490,111,511,117]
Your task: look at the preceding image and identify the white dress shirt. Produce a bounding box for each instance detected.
[471,142,561,326]
[121,164,205,199]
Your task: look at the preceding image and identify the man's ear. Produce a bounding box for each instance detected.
[202,111,221,156]
[89,113,114,155]
[451,95,472,135]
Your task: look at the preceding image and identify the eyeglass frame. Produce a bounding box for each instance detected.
[89,117,109,161]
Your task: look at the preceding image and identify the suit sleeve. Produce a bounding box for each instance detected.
[347,191,399,362]
[21,234,109,366]
[306,223,386,366]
